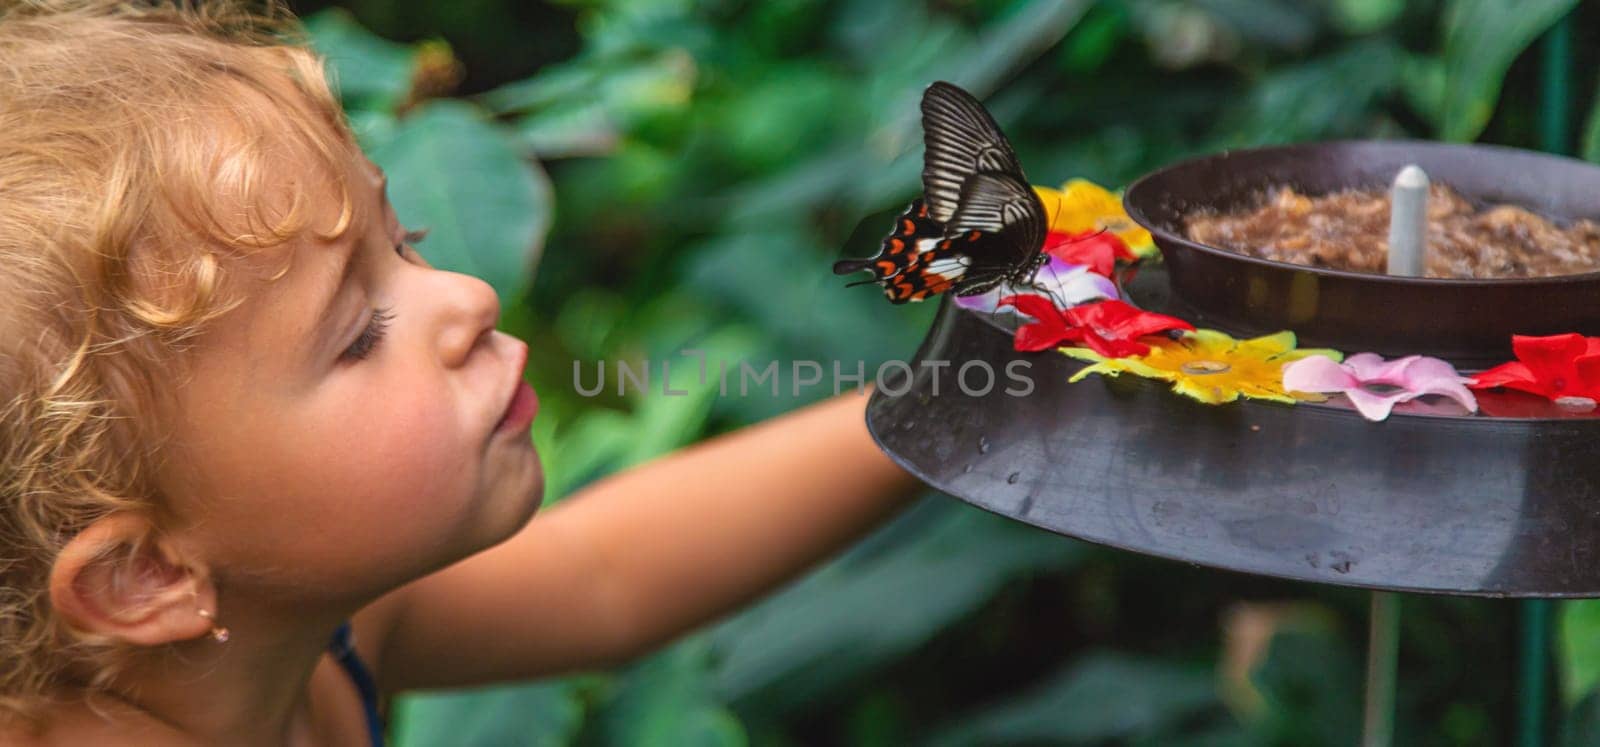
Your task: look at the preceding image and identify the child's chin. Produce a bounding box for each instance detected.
[486,473,546,547]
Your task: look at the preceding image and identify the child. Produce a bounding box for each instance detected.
[0,2,921,743]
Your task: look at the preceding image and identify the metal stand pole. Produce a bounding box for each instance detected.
[1363,592,1402,747]
[1520,600,1551,747]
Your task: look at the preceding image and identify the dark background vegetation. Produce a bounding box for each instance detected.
[292,0,1600,744]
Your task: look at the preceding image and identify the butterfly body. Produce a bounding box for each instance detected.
[834,81,1047,304]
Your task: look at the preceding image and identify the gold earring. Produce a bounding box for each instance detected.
[196,609,230,643]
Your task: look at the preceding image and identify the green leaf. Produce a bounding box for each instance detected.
[369,101,553,303]
[683,229,928,372]
[390,680,584,747]
[708,501,1089,714]
[1563,688,1600,747]
[514,101,619,159]
[594,638,748,747]
[869,0,1091,143]
[713,68,856,175]
[1195,0,1319,51]
[936,0,1094,98]
[925,652,1222,746]
[481,63,603,116]
[545,321,760,501]
[616,326,756,469]
[1436,0,1579,142]
[1332,0,1405,34]
[1561,599,1600,705]
[346,109,401,154]
[1216,39,1404,146]
[489,50,695,159]
[1131,726,1267,747]
[538,408,634,504]
[302,8,416,112]
[1058,4,1129,73]
[1401,53,1448,129]
[1248,630,1363,747]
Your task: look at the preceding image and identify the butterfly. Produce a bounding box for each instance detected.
[833,81,1048,304]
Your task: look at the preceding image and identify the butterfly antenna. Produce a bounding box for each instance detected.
[1036,282,1070,311]
[1028,261,1071,310]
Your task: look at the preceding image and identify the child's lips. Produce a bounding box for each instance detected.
[496,341,538,435]
[497,380,539,434]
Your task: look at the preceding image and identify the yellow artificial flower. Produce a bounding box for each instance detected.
[1063,329,1343,405]
[1033,178,1158,258]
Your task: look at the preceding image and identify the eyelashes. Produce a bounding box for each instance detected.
[340,226,428,363]
[343,307,393,362]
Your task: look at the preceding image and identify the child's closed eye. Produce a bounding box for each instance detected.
[342,307,393,362]
[339,227,429,363]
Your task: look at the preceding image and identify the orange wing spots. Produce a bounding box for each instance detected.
[917,203,929,218]
[911,291,928,300]
[967,231,980,241]
[901,219,916,233]
[888,238,905,254]
[876,260,897,274]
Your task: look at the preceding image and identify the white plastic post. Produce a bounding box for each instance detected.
[1386,165,1429,277]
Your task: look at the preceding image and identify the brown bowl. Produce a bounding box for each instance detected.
[1123,140,1600,366]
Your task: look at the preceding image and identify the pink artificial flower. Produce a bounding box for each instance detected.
[1282,353,1478,421]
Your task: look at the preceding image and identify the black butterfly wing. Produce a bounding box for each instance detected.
[882,172,1044,303]
[943,171,1047,295]
[835,83,1038,304]
[879,240,971,304]
[832,198,943,288]
[920,81,1026,224]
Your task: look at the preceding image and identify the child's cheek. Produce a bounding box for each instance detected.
[333,377,476,519]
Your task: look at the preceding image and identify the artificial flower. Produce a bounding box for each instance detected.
[1034,178,1157,259]
[1064,329,1342,405]
[1474,389,1600,418]
[997,296,1193,356]
[1043,229,1136,277]
[1282,353,1478,421]
[1469,333,1600,408]
[954,256,1117,315]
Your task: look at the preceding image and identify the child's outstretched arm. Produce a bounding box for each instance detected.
[374,387,922,691]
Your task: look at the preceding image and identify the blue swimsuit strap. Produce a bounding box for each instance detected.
[328,621,387,747]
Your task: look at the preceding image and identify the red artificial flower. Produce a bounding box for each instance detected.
[1043,230,1136,277]
[1469,333,1600,402]
[998,295,1194,357]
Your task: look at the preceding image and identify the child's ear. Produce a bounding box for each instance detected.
[47,512,218,647]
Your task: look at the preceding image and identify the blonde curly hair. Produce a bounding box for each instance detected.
[0,0,360,730]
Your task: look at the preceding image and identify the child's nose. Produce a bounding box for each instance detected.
[434,272,502,367]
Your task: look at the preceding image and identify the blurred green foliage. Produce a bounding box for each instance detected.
[300,0,1600,744]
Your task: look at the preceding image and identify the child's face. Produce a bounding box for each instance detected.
[159,140,545,600]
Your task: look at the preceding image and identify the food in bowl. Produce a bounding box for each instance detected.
[1183,183,1600,278]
